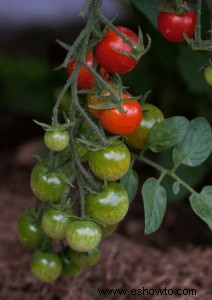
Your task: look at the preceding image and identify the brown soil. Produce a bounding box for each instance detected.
[0,142,212,300]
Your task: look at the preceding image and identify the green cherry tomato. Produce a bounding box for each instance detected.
[86,182,129,225]
[17,210,45,248]
[70,248,101,268]
[30,162,68,203]
[66,220,102,252]
[44,130,70,152]
[41,208,76,240]
[204,66,212,86]
[61,256,83,277]
[88,142,130,181]
[101,223,118,237]
[125,103,164,149]
[31,251,62,282]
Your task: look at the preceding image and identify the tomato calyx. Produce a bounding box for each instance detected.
[154,1,189,15]
[116,27,151,61]
[33,120,72,132]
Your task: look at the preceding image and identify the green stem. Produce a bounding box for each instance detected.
[134,154,197,196]
[77,174,86,218]
[195,0,202,46]
[205,0,212,40]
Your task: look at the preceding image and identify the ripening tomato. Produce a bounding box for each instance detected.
[96,26,139,74]
[98,93,142,135]
[88,141,130,181]
[67,51,107,90]
[157,7,196,42]
[125,103,164,149]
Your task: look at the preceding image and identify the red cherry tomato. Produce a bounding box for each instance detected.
[98,93,142,135]
[158,7,196,43]
[95,26,139,74]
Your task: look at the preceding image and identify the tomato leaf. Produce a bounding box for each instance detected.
[145,116,189,152]
[142,178,167,234]
[120,168,138,203]
[172,181,180,195]
[189,186,212,230]
[173,117,212,167]
[130,0,163,29]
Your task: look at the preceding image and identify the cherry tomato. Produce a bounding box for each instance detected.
[61,255,83,277]
[17,209,45,248]
[96,26,139,74]
[204,65,212,86]
[70,247,101,268]
[88,141,130,181]
[41,208,76,240]
[30,162,68,203]
[101,223,118,237]
[98,93,142,135]
[66,220,102,253]
[125,103,164,149]
[31,251,62,282]
[85,182,129,225]
[67,51,107,90]
[44,129,70,152]
[158,7,196,42]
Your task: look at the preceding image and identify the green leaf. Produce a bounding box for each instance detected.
[142,178,167,234]
[189,186,212,230]
[146,116,189,152]
[120,169,138,203]
[130,0,163,29]
[173,117,212,167]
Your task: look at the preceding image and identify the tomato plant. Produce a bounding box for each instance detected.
[18,0,212,282]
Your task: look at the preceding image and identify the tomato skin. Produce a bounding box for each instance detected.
[30,162,68,203]
[70,248,101,268]
[85,182,129,225]
[88,141,130,181]
[41,208,76,240]
[44,130,70,152]
[61,255,83,277]
[66,220,102,253]
[17,210,45,248]
[31,251,62,282]
[204,66,212,86]
[67,51,94,90]
[99,94,142,135]
[96,26,139,74]
[158,9,196,42]
[125,103,164,149]
[101,223,118,237]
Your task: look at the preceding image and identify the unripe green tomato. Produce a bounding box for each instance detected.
[44,130,70,152]
[17,210,45,248]
[85,182,129,225]
[125,103,164,149]
[66,220,102,252]
[54,88,72,112]
[204,66,212,86]
[88,142,130,181]
[70,247,101,268]
[30,162,68,203]
[31,251,62,282]
[101,223,118,237]
[61,256,83,277]
[41,208,76,240]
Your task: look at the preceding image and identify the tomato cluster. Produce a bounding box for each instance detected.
[18,21,165,283]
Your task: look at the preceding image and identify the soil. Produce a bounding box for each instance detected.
[0,140,212,300]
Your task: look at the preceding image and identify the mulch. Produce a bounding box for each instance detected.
[0,145,212,300]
